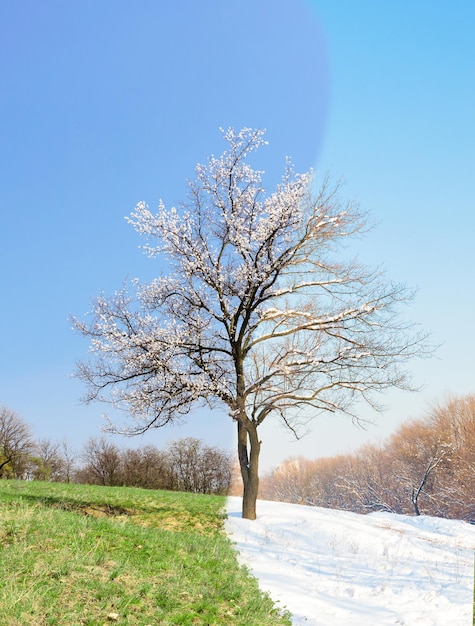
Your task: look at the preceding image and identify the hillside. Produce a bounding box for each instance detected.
[0,481,290,625]
[226,497,475,625]
[1,480,473,625]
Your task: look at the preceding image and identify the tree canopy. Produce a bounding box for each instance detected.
[74,128,430,518]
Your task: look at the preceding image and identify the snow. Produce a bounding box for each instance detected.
[225,497,475,625]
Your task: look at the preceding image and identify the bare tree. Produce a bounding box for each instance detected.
[165,437,232,495]
[60,438,78,483]
[73,128,430,519]
[0,406,34,479]
[198,444,233,495]
[79,437,122,486]
[259,394,475,521]
[120,444,168,489]
[260,456,317,505]
[30,438,64,481]
[421,395,475,521]
[387,419,452,516]
[336,445,402,514]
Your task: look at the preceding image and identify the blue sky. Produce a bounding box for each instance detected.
[1,1,474,471]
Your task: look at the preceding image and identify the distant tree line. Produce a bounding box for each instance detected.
[0,406,233,495]
[4,394,475,521]
[258,394,475,523]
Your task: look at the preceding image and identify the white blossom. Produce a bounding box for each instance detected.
[73,128,431,519]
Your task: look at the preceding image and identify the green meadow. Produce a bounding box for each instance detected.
[0,481,291,625]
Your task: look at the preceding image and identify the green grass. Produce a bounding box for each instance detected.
[0,481,291,625]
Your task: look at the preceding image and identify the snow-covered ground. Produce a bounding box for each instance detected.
[225,497,475,626]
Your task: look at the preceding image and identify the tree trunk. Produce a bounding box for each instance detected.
[237,419,261,520]
[411,485,421,516]
[0,457,11,478]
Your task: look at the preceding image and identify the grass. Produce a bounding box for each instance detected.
[0,480,291,625]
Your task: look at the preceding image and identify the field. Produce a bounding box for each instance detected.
[0,481,291,626]
[227,497,475,625]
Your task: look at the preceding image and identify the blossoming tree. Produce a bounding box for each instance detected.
[74,128,429,519]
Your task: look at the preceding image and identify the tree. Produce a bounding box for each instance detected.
[30,437,64,481]
[59,438,78,484]
[74,128,430,519]
[120,444,168,490]
[79,437,122,486]
[422,395,475,521]
[166,437,233,495]
[338,444,402,514]
[0,406,34,479]
[387,418,453,516]
[260,456,317,505]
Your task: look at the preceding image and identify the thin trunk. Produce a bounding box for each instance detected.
[237,419,261,520]
[411,485,421,516]
[411,457,442,516]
